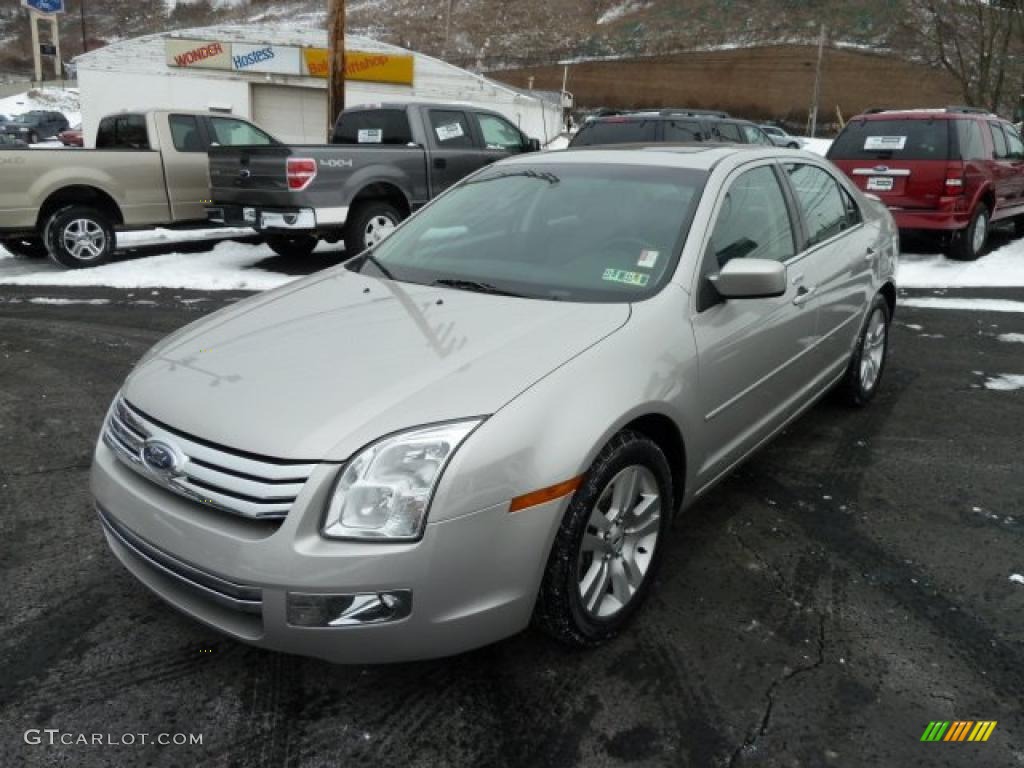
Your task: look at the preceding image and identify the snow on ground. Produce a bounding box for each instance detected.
[983,374,1024,392]
[598,2,651,25]
[0,88,81,127]
[545,135,570,150]
[900,297,1024,313]
[800,138,833,156]
[1011,574,1024,585]
[998,333,1024,344]
[899,235,1024,289]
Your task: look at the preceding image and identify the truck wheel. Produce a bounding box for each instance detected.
[28,131,39,144]
[265,234,319,258]
[344,201,403,255]
[0,237,48,259]
[44,205,116,269]
[949,203,989,261]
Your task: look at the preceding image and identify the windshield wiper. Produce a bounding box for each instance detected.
[463,169,561,187]
[431,278,526,298]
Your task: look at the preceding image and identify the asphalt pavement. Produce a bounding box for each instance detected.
[0,282,1022,768]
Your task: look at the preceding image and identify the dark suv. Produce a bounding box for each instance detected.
[828,107,1024,260]
[569,109,775,148]
[0,110,69,144]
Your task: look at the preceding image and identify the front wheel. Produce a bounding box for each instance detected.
[949,204,989,261]
[265,234,319,258]
[838,293,891,407]
[533,431,672,648]
[44,205,116,269]
[343,201,404,255]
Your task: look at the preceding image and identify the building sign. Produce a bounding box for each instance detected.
[21,0,65,15]
[232,43,302,75]
[303,49,414,85]
[165,39,414,85]
[165,39,233,71]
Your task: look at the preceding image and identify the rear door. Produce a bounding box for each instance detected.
[828,117,951,208]
[989,121,1024,215]
[424,109,485,195]
[690,162,820,484]
[1001,124,1024,211]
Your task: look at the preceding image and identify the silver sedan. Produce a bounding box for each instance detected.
[91,145,898,662]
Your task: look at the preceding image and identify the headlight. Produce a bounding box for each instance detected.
[322,420,482,541]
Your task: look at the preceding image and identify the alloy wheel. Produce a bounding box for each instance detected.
[576,465,661,619]
[62,219,107,262]
[972,210,988,255]
[859,307,887,392]
[364,215,397,247]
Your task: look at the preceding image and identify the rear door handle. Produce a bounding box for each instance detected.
[793,285,816,306]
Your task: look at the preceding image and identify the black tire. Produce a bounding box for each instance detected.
[44,205,116,269]
[265,234,319,258]
[534,431,673,648]
[838,293,891,407]
[343,201,404,255]
[28,131,38,144]
[949,203,990,261]
[0,236,48,259]
[788,141,800,149]
[1014,216,1024,239]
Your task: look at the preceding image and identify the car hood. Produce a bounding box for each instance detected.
[124,269,630,461]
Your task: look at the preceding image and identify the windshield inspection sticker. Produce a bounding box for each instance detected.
[358,128,383,144]
[603,268,650,287]
[435,122,465,142]
[864,135,907,151]
[637,249,660,269]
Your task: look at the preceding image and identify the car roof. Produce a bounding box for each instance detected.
[503,143,816,172]
[851,107,1002,121]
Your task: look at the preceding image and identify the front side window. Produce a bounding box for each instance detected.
[428,110,474,148]
[346,164,707,302]
[208,118,274,146]
[710,166,796,265]
[714,123,743,142]
[1002,124,1024,159]
[169,115,204,152]
[476,113,525,152]
[742,125,771,145]
[786,164,854,247]
[990,122,1009,159]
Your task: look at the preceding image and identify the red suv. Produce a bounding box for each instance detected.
[828,107,1024,260]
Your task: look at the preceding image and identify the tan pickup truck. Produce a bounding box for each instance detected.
[0,109,276,268]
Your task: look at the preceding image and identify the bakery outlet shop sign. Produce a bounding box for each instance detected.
[165,38,415,85]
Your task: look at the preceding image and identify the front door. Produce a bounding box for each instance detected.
[426,109,487,195]
[690,162,821,486]
[162,114,212,222]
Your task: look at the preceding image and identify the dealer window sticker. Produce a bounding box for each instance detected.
[435,122,465,142]
[864,135,907,151]
[358,128,383,144]
[602,268,650,287]
[637,249,659,269]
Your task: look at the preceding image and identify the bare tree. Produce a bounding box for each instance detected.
[903,0,1024,113]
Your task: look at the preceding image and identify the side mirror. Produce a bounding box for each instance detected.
[710,258,787,299]
[527,138,542,152]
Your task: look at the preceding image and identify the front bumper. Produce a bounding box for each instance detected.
[90,441,565,664]
[206,204,347,233]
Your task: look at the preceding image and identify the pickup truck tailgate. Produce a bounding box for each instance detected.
[209,146,291,205]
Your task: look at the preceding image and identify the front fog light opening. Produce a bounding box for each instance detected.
[287,591,412,627]
[322,419,482,541]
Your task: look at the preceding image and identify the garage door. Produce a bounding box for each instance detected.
[251,84,329,143]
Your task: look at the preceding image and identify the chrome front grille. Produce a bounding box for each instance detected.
[102,396,316,520]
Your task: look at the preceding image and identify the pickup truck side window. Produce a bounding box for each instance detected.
[989,122,1009,159]
[428,110,474,149]
[169,115,206,153]
[208,118,274,147]
[96,114,150,150]
[476,113,526,152]
[334,110,414,145]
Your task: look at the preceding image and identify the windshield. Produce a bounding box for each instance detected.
[346,163,707,302]
[10,115,39,125]
[829,118,951,160]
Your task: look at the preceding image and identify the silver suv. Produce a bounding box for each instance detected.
[92,145,898,663]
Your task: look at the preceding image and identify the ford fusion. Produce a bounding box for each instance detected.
[92,146,898,663]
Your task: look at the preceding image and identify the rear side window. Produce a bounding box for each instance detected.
[333,109,413,145]
[990,122,1009,159]
[785,164,857,247]
[664,120,704,141]
[570,119,657,146]
[428,110,474,148]
[714,123,743,142]
[95,114,150,150]
[829,118,950,160]
[955,120,987,161]
[169,115,205,153]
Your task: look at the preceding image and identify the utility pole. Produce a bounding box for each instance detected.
[80,0,88,53]
[808,23,827,138]
[445,0,453,50]
[328,0,346,139]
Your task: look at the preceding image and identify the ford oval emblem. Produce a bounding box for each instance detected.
[142,440,181,474]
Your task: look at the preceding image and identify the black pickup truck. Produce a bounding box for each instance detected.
[207,102,542,257]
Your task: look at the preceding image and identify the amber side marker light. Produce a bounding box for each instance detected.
[509,476,584,513]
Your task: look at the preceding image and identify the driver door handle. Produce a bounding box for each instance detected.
[793,285,816,306]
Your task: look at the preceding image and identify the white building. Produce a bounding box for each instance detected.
[73,24,564,146]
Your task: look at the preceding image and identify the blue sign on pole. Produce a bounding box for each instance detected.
[21,0,65,15]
